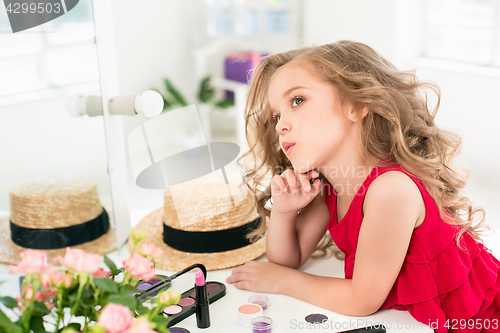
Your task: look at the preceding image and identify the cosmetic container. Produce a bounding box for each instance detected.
[248,295,269,311]
[252,316,273,333]
[237,303,264,327]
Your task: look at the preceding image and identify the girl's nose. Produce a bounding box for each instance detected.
[275,118,290,134]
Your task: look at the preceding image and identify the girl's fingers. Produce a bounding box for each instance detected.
[271,174,287,195]
[309,178,322,195]
[282,169,298,194]
[296,171,312,193]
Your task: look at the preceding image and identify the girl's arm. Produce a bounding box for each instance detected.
[266,190,331,269]
[228,171,425,316]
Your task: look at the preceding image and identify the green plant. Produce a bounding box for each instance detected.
[0,229,179,333]
[152,76,235,113]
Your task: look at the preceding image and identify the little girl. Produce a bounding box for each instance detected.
[226,40,500,332]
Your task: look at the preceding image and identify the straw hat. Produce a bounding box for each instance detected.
[132,171,267,271]
[0,174,116,265]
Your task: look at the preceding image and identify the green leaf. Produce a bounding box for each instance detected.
[29,315,47,333]
[164,78,188,107]
[197,76,215,103]
[214,97,235,109]
[64,323,81,332]
[94,278,119,294]
[103,255,118,276]
[120,285,139,296]
[151,314,169,328]
[33,302,50,315]
[0,297,17,309]
[135,305,149,316]
[0,309,22,333]
[107,294,137,312]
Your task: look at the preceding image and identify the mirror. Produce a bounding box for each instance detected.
[0,1,117,264]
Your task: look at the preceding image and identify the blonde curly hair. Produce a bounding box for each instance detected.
[238,40,489,259]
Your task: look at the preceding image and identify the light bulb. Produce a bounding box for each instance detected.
[134,90,164,118]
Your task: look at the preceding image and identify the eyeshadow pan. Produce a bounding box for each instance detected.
[169,328,190,333]
[149,278,162,284]
[137,283,152,291]
[190,291,196,299]
[178,297,195,306]
[305,313,328,324]
[207,283,221,292]
[164,305,183,315]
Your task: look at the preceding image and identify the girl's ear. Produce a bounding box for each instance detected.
[349,103,369,122]
[359,104,369,119]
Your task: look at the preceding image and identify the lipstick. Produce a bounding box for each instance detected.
[194,269,210,328]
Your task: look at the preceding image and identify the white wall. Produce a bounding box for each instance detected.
[0,96,112,211]
[302,0,500,227]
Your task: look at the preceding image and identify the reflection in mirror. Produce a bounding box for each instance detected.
[0,1,117,264]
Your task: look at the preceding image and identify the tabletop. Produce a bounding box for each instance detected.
[3,229,500,333]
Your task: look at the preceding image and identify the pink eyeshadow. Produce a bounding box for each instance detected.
[190,291,196,299]
[178,297,195,306]
[164,305,182,315]
[207,283,220,292]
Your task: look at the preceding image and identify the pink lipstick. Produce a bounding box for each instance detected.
[195,269,210,328]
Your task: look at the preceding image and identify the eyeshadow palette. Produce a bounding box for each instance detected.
[164,281,226,327]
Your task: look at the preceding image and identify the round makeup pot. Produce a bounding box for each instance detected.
[237,303,264,327]
[248,294,269,311]
[252,316,273,333]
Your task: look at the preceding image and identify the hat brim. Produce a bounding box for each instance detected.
[131,208,267,271]
[0,211,117,265]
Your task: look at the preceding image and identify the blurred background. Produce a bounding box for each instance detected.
[1,0,499,233]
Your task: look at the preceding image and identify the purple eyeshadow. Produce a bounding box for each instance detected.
[178,297,195,306]
[137,283,152,291]
[207,283,221,292]
[149,278,162,284]
[164,305,182,315]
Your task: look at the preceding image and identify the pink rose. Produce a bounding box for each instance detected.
[54,248,101,274]
[123,254,156,282]
[129,318,156,333]
[140,244,164,259]
[92,267,111,278]
[17,285,58,310]
[98,303,133,333]
[9,250,54,275]
[50,270,74,288]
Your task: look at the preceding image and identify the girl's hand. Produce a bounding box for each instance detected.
[271,169,322,215]
[225,261,289,294]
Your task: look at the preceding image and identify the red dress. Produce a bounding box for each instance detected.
[325,165,500,332]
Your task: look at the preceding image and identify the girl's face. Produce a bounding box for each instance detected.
[267,61,358,174]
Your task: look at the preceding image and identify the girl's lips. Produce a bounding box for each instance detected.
[286,144,295,155]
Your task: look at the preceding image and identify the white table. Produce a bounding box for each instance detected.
[4,228,500,333]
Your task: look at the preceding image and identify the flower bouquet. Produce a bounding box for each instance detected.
[0,228,180,333]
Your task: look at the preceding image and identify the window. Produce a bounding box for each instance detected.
[0,1,100,104]
[206,0,296,37]
[423,0,500,66]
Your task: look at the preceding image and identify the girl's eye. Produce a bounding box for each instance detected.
[272,114,281,124]
[291,97,304,107]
